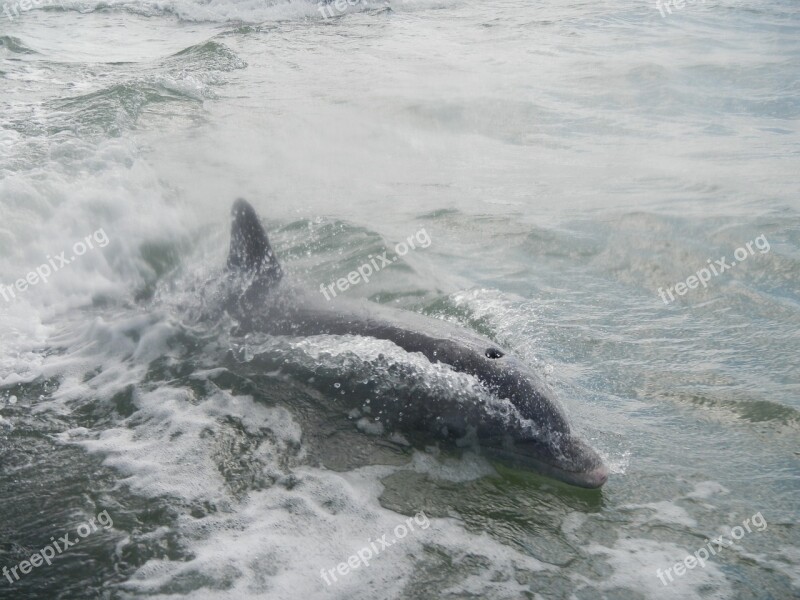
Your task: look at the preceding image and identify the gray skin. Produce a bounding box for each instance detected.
[224,199,608,489]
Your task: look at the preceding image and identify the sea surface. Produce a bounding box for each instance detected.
[1,0,798,598]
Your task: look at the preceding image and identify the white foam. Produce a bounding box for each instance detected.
[0,133,191,386]
[686,481,730,501]
[116,463,551,599]
[66,385,303,503]
[600,447,630,475]
[585,537,732,600]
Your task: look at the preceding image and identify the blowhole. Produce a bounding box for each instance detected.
[485,348,504,359]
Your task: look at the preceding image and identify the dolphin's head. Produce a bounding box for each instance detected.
[475,355,609,489]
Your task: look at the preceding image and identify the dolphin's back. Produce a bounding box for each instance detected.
[239,295,571,438]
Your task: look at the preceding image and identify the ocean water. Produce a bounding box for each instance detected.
[1,0,799,598]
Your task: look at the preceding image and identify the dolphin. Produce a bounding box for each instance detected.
[222,199,609,489]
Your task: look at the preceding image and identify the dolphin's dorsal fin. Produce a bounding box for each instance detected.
[227,198,283,285]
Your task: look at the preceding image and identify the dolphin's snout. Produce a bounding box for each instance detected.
[487,433,609,489]
[577,462,609,488]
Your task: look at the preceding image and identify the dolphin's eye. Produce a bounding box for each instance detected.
[485,348,504,359]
